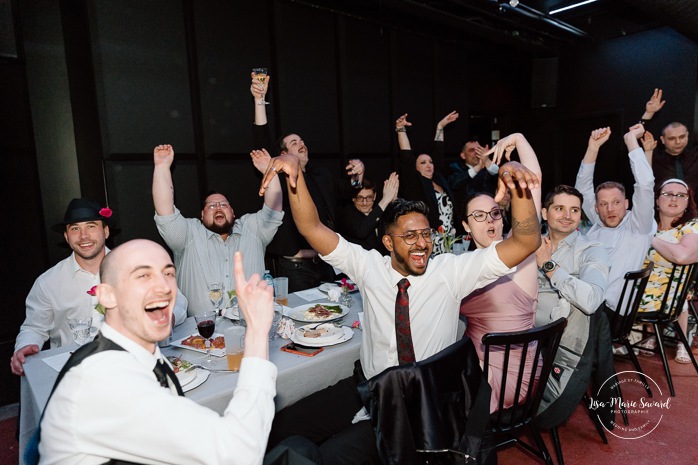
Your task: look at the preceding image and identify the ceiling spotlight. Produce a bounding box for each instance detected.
[509,0,519,6]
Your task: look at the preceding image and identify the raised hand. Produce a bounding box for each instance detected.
[250,148,272,174]
[153,144,175,167]
[645,88,665,115]
[437,111,459,129]
[627,123,645,140]
[233,251,273,358]
[395,113,412,130]
[487,134,520,166]
[345,159,364,178]
[259,154,301,196]
[641,130,657,152]
[588,127,612,151]
[494,161,540,203]
[250,72,270,99]
[382,172,400,203]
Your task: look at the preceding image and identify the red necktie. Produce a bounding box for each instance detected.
[395,278,415,364]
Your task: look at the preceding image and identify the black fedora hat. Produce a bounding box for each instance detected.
[52,197,113,232]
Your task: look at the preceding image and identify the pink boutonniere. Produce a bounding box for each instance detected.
[99,207,113,219]
[87,286,106,315]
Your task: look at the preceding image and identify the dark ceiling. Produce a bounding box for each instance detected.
[303,0,698,54]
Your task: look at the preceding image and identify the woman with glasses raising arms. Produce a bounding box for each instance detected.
[337,174,399,253]
[636,179,698,363]
[459,133,544,412]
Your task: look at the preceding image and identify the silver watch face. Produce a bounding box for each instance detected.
[543,260,556,272]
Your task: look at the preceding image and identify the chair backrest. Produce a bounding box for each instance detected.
[607,262,654,342]
[358,336,490,465]
[650,262,698,323]
[482,318,567,434]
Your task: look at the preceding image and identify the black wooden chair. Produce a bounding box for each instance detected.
[630,262,698,396]
[482,318,567,465]
[605,262,655,403]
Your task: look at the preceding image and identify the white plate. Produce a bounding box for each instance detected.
[222,307,240,321]
[176,367,197,387]
[290,326,354,347]
[182,369,210,393]
[288,303,349,323]
[319,283,340,293]
[171,333,226,358]
[295,323,345,344]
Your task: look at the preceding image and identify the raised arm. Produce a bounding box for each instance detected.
[395,113,412,150]
[641,130,656,166]
[377,172,400,211]
[250,149,282,211]
[434,111,458,142]
[623,123,645,152]
[490,160,542,268]
[152,144,176,216]
[491,133,543,218]
[251,72,269,126]
[260,154,339,255]
[641,88,665,122]
[575,127,611,223]
[233,251,273,361]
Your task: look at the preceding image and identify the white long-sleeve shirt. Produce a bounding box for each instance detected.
[40,323,277,465]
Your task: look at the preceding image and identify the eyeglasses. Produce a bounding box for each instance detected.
[659,192,689,200]
[466,209,503,222]
[389,228,435,245]
[353,195,375,203]
[206,201,231,210]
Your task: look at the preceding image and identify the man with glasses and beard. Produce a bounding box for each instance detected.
[152,144,284,316]
[257,147,541,465]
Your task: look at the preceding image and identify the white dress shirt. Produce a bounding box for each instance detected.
[15,250,188,353]
[39,323,277,465]
[575,147,656,311]
[155,205,283,316]
[321,235,513,379]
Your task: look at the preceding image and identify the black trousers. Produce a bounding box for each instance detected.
[274,256,336,293]
[268,365,380,465]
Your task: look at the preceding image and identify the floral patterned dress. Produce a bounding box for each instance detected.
[431,189,454,256]
[639,219,698,313]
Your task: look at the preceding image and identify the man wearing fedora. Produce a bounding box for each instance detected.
[10,198,188,376]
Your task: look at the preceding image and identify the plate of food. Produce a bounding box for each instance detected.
[295,323,345,344]
[288,303,349,323]
[166,356,197,387]
[290,326,354,347]
[171,333,226,357]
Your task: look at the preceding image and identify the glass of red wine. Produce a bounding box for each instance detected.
[194,310,217,366]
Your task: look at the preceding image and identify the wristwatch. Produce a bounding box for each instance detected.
[541,260,558,273]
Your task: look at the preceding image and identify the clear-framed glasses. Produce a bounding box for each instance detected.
[353,195,375,203]
[466,208,503,222]
[206,201,230,210]
[659,191,689,200]
[390,228,435,245]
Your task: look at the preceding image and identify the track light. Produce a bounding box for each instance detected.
[549,0,599,15]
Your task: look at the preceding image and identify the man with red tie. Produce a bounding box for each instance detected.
[258,139,542,465]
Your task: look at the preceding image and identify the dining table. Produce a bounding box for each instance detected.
[18,284,363,465]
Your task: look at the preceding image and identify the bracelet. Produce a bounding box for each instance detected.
[395,127,406,133]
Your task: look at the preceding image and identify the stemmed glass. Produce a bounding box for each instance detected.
[252,67,269,105]
[194,311,217,367]
[208,282,224,318]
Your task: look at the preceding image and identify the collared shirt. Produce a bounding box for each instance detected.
[575,147,656,310]
[652,145,698,194]
[321,235,513,379]
[15,252,104,351]
[15,250,188,353]
[40,323,277,465]
[536,231,610,326]
[155,205,283,315]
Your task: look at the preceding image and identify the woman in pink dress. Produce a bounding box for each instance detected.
[459,133,542,412]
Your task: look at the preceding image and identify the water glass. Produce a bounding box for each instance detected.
[68,316,93,345]
[270,302,283,340]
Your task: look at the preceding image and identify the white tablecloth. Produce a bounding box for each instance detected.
[19,289,362,464]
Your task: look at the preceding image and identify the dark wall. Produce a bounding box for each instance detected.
[1,0,696,407]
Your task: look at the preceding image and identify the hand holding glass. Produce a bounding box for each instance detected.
[252,67,269,105]
[68,316,93,345]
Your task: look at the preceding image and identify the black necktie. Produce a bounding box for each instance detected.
[153,359,185,396]
[674,157,684,179]
[395,278,416,365]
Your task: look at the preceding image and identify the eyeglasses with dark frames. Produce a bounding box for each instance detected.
[389,228,435,245]
[206,201,231,210]
[466,209,503,222]
[353,195,376,203]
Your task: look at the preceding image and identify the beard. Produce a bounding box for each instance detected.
[393,245,429,276]
[204,217,233,235]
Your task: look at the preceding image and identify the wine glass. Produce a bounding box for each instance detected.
[67,315,93,346]
[252,67,269,105]
[208,282,224,317]
[194,311,217,366]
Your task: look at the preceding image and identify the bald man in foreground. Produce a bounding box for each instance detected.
[36,240,279,464]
